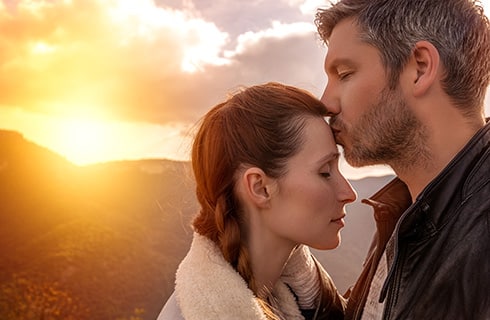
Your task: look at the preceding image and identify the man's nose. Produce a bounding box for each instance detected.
[320,83,340,116]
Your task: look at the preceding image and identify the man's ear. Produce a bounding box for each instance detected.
[411,40,440,96]
[241,167,273,209]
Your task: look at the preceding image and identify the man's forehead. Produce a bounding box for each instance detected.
[324,31,361,70]
[324,21,381,70]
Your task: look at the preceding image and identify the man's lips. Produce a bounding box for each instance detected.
[328,116,343,135]
[330,127,344,144]
[331,126,341,135]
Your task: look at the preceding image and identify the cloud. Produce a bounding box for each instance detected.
[135,23,326,126]
[0,0,232,122]
[0,0,327,126]
[218,20,325,91]
[5,0,481,132]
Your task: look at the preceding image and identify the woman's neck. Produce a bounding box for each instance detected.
[247,224,296,297]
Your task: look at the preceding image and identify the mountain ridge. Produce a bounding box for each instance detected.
[0,129,392,319]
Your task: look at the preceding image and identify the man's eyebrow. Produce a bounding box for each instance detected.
[325,57,354,72]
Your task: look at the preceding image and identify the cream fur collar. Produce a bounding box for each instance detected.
[175,233,304,320]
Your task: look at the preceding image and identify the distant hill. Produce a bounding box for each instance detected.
[0,129,394,319]
[0,130,196,319]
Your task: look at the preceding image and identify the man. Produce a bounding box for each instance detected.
[315,0,490,319]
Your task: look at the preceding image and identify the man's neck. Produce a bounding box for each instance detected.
[394,118,484,201]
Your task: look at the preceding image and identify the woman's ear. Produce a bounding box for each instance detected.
[240,167,274,209]
[411,40,440,96]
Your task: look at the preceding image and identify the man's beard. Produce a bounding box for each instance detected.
[330,87,429,170]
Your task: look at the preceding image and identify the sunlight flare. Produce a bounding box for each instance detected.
[0,108,193,166]
[56,117,113,165]
[31,41,56,55]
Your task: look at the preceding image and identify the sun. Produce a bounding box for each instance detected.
[45,111,194,166]
[55,117,117,166]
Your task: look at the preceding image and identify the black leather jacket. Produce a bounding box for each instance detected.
[345,120,490,320]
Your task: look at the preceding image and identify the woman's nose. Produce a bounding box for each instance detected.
[339,176,357,204]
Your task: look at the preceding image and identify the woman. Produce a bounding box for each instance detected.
[158,82,356,319]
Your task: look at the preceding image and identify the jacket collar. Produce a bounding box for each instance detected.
[365,120,490,241]
[401,119,490,240]
[365,120,490,303]
[175,233,304,320]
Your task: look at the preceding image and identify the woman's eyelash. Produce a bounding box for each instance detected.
[338,72,351,80]
[320,172,331,178]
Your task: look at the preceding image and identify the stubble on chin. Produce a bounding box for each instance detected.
[339,89,430,170]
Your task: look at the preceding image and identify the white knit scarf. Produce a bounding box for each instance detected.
[174,233,305,320]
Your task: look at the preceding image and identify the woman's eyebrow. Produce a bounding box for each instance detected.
[316,151,340,165]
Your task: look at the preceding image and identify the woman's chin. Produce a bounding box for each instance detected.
[310,235,341,251]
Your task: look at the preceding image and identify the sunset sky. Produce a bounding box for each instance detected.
[1,0,490,179]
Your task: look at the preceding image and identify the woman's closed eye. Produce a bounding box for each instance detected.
[320,172,331,179]
[338,71,352,81]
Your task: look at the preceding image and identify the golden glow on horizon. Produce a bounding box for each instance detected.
[55,117,114,165]
[48,116,193,165]
[0,108,193,166]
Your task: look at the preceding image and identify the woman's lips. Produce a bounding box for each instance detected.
[331,214,346,226]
